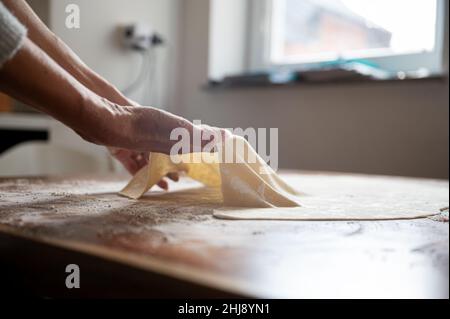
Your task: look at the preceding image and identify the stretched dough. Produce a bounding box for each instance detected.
[120,135,301,208]
[120,135,436,221]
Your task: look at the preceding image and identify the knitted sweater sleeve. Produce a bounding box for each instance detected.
[0,1,27,68]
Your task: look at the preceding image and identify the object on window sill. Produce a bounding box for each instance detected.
[306,60,392,81]
[209,71,299,88]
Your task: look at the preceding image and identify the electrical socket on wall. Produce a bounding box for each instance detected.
[120,23,164,51]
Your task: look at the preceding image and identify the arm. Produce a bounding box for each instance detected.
[0,38,110,143]
[1,0,192,181]
[2,0,133,107]
[0,38,203,156]
[2,0,157,176]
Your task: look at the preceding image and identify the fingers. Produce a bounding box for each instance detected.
[167,172,179,182]
[156,172,179,191]
[157,179,168,190]
[113,150,139,175]
[109,148,148,175]
[132,151,149,168]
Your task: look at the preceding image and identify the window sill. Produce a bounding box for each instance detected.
[204,73,447,91]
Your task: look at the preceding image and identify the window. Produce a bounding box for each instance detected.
[249,0,446,75]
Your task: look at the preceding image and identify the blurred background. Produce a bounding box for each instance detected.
[0,0,448,179]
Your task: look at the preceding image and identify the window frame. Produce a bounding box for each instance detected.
[247,0,447,75]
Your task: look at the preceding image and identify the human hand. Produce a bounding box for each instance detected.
[96,103,221,155]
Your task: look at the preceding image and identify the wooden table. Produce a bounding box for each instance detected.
[0,172,448,298]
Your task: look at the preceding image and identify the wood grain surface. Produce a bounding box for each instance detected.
[0,172,448,298]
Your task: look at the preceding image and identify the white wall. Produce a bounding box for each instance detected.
[208,0,248,80]
[175,0,449,179]
[27,0,49,26]
[49,0,180,109]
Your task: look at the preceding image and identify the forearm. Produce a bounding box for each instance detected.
[2,0,134,107]
[0,37,120,144]
[1,1,212,155]
[0,37,206,154]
